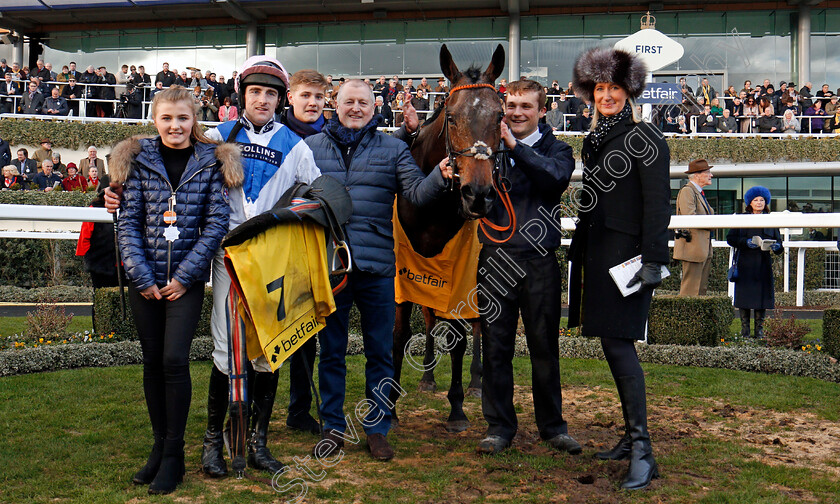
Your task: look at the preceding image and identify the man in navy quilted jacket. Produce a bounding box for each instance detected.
[305,79,452,461]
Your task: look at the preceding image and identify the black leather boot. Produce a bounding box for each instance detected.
[201,366,229,478]
[739,309,751,338]
[132,435,164,485]
[148,438,185,495]
[248,370,285,473]
[754,310,766,339]
[595,381,631,461]
[616,375,659,490]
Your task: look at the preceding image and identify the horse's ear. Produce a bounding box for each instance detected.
[483,44,506,83]
[440,44,460,83]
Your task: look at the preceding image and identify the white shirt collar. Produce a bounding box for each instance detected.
[520,128,542,147]
[241,114,275,135]
[690,180,704,193]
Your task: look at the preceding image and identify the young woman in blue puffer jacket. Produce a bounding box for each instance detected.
[111,86,241,495]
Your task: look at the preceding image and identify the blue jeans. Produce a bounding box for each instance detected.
[318,271,395,436]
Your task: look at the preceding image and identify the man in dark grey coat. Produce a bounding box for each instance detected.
[305,79,452,462]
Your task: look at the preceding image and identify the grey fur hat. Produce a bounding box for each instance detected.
[572,47,647,102]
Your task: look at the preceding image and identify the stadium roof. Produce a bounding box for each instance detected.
[0,0,830,34]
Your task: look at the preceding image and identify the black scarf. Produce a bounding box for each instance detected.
[588,102,632,152]
[325,114,383,148]
[283,106,325,139]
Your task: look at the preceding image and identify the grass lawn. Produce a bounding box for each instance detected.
[2,354,839,503]
[0,315,93,339]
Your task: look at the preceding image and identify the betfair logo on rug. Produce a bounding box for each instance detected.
[269,310,322,365]
[398,267,448,288]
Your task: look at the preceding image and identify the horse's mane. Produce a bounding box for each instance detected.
[462,65,483,84]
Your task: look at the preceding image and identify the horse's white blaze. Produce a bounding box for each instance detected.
[473,97,480,106]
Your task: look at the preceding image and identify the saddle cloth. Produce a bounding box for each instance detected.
[393,205,482,320]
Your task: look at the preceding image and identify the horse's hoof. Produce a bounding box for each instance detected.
[418,381,437,393]
[445,419,470,433]
[466,387,482,398]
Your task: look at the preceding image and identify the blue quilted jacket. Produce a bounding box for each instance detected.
[305,124,446,277]
[114,136,240,291]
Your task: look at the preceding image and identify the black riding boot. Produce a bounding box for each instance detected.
[201,366,229,478]
[754,310,766,339]
[132,435,164,484]
[616,375,659,490]
[595,381,631,461]
[248,370,285,473]
[739,309,751,338]
[148,438,186,495]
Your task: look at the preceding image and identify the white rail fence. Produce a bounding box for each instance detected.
[0,206,837,306]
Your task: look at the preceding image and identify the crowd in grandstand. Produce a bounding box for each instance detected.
[2,56,840,135]
[0,137,108,191]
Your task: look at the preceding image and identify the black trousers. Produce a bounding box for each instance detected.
[479,247,568,441]
[129,283,204,442]
[288,336,317,420]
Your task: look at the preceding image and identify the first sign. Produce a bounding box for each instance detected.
[614,29,684,72]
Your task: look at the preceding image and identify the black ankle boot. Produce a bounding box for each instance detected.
[596,379,631,461]
[616,376,659,490]
[201,366,229,478]
[148,439,185,495]
[132,435,164,485]
[754,310,766,339]
[248,370,285,473]
[739,309,751,338]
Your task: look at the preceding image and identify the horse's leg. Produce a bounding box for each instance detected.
[418,306,437,392]
[391,301,414,430]
[445,319,470,433]
[467,319,482,398]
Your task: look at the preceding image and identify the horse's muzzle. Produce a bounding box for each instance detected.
[460,182,497,218]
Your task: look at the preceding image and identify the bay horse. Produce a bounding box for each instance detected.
[391,44,505,433]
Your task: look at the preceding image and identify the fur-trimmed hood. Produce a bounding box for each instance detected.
[109,135,243,188]
[572,47,647,103]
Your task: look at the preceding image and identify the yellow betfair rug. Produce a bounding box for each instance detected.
[224,221,336,370]
[393,205,482,320]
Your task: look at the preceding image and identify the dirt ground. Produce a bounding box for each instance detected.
[183,384,839,503]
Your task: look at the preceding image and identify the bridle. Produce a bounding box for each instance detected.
[437,82,516,243]
[439,83,502,191]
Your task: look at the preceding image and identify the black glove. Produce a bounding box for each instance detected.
[626,262,663,290]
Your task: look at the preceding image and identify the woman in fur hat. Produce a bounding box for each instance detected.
[726,186,783,338]
[567,47,671,490]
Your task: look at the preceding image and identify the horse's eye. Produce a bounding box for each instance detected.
[447,114,456,124]
[497,112,505,123]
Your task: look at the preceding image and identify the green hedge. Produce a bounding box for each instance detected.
[4,334,839,382]
[823,308,840,359]
[0,285,91,303]
[560,136,840,163]
[0,337,214,377]
[94,286,429,341]
[2,118,839,162]
[0,191,100,287]
[648,295,733,346]
[0,239,89,288]
[0,118,157,151]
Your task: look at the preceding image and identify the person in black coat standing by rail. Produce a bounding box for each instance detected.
[567,47,671,491]
[726,186,783,338]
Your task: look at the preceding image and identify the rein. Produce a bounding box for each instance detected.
[438,82,516,243]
